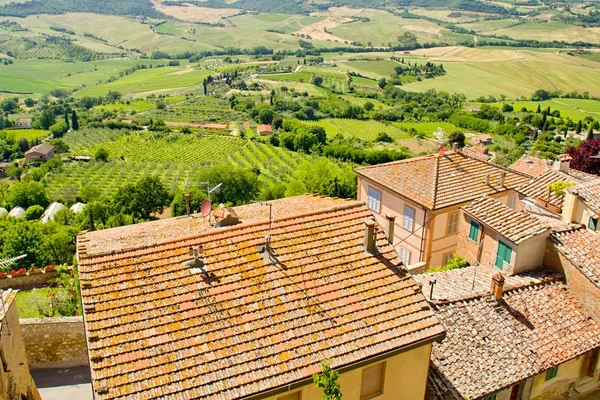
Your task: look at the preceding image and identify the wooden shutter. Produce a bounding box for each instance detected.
[360,362,385,399]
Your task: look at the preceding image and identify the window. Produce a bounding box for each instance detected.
[446,212,459,235]
[468,221,480,242]
[507,195,516,210]
[589,217,598,232]
[278,391,301,400]
[495,241,512,271]
[368,187,381,213]
[400,248,411,266]
[442,252,454,266]
[483,395,497,400]
[403,206,415,231]
[360,362,385,400]
[545,365,559,381]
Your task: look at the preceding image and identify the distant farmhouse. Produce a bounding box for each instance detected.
[14,118,32,128]
[24,143,55,163]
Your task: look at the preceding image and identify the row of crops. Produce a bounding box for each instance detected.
[139,96,246,124]
[298,118,415,141]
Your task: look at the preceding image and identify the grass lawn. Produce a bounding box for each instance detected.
[95,96,185,114]
[2,129,49,141]
[341,59,398,79]
[392,121,459,138]
[15,287,80,318]
[506,99,600,121]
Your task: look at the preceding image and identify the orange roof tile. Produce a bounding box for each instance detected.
[517,169,581,210]
[572,179,600,215]
[79,202,445,400]
[462,196,549,244]
[355,151,529,210]
[460,147,491,162]
[81,195,357,257]
[421,268,600,400]
[552,227,600,288]
[509,154,549,177]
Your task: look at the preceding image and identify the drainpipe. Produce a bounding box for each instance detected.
[419,209,428,263]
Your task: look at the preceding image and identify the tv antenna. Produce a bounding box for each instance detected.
[201,182,222,201]
[0,254,27,269]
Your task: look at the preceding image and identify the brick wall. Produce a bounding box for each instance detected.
[20,316,89,369]
[544,241,600,320]
[0,270,59,290]
[455,212,502,268]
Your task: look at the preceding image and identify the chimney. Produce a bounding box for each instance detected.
[364,219,377,254]
[535,151,541,159]
[499,172,506,187]
[452,142,459,151]
[384,215,396,244]
[183,193,192,216]
[491,272,506,302]
[484,175,490,186]
[438,143,445,156]
[546,159,553,170]
[554,154,572,172]
[524,154,531,163]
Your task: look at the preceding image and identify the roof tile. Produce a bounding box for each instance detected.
[552,227,600,289]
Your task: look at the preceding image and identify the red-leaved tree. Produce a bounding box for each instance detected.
[567,139,600,175]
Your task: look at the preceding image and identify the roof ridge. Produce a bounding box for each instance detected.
[432,154,441,208]
[354,152,438,172]
[80,201,367,260]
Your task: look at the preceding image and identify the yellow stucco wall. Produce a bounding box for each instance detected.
[512,232,550,275]
[530,357,583,400]
[263,344,432,400]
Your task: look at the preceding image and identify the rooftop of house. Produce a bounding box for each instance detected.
[517,169,584,210]
[552,227,600,289]
[80,195,356,257]
[570,178,600,215]
[462,196,549,244]
[257,124,273,133]
[24,143,54,155]
[355,151,530,211]
[459,146,491,162]
[78,202,445,400]
[419,268,600,400]
[509,154,596,180]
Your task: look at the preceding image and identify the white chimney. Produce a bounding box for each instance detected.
[553,154,572,172]
[524,154,531,163]
[452,142,459,151]
[364,219,377,254]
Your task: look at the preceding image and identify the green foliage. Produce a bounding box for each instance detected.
[95,147,109,162]
[375,131,393,143]
[196,164,261,206]
[548,181,576,197]
[6,181,49,209]
[426,254,468,274]
[447,130,465,148]
[50,120,69,138]
[313,360,342,400]
[113,176,171,220]
[0,0,164,18]
[25,205,44,221]
[286,159,356,199]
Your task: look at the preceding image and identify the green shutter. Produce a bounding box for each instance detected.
[469,221,479,242]
[496,241,512,270]
[545,366,559,381]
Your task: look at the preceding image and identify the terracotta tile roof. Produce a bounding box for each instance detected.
[572,179,600,215]
[460,146,491,162]
[517,169,582,210]
[78,202,445,400]
[257,124,273,134]
[462,196,549,244]
[355,151,530,211]
[509,154,549,177]
[81,195,357,257]
[413,265,558,303]
[552,227,600,289]
[422,269,600,400]
[25,143,54,155]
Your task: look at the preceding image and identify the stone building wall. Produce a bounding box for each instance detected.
[20,316,89,369]
[0,270,59,290]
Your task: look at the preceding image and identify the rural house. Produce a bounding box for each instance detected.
[355,149,530,270]
[24,143,55,163]
[416,266,600,400]
[14,118,32,128]
[257,124,273,135]
[456,196,550,275]
[0,289,42,400]
[468,134,493,146]
[77,196,445,400]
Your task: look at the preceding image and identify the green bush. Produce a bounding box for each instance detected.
[426,254,468,274]
[25,205,44,221]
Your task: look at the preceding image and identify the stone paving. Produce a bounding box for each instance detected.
[31,366,92,400]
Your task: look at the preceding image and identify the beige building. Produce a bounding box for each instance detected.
[0,289,41,400]
[355,150,530,270]
[77,195,445,400]
[24,143,55,163]
[562,179,600,232]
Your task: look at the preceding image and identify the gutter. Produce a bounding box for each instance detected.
[244,332,446,400]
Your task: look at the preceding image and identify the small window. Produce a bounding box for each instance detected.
[368,187,381,213]
[446,212,459,235]
[404,206,415,231]
[545,365,559,381]
[589,217,598,232]
[400,248,411,267]
[507,195,516,210]
[468,221,480,242]
[483,395,497,400]
[278,391,301,400]
[360,362,385,400]
[442,252,454,266]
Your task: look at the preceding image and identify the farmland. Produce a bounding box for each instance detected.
[140,97,247,124]
[505,99,600,121]
[298,118,423,141]
[1,129,48,141]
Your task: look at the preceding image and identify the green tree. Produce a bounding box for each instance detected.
[24,97,35,107]
[257,108,275,125]
[313,361,342,400]
[294,131,317,153]
[196,164,260,206]
[6,181,49,209]
[50,121,69,138]
[447,131,466,148]
[25,205,44,221]
[38,109,56,130]
[71,110,79,131]
[363,101,374,111]
[95,148,109,162]
[0,220,49,269]
[113,176,170,220]
[17,137,29,153]
[313,76,323,87]
[576,120,582,134]
[64,111,70,129]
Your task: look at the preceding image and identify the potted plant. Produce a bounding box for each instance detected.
[9,268,26,277]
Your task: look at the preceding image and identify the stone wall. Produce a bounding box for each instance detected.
[0,270,59,290]
[20,316,89,369]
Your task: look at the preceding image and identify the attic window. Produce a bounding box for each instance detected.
[589,217,598,232]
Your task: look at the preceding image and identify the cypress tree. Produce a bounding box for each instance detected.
[536,104,541,113]
[71,110,79,131]
[576,120,582,134]
[588,125,595,141]
[64,111,70,128]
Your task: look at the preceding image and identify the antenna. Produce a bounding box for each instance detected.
[0,254,27,269]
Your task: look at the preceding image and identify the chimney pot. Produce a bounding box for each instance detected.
[535,151,540,158]
[452,142,459,151]
[499,172,506,187]
[385,215,396,244]
[491,272,506,302]
[438,143,446,156]
[364,219,377,254]
[485,175,490,186]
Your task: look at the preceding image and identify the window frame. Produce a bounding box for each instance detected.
[400,248,411,267]
[442,252,454,267]
[507,195,516,210]
[496,240,513,271]
[403,205,415,232]
[360,362,386,400]
[545,365,559,381]
[468,221,480,242]
[589,217,598,232]
[367,187,382,214]
[446,211,459,236]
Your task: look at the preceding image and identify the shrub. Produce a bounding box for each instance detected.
[25,205,44,221]
[426,254,468,274]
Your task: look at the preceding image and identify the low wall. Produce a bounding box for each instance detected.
[0,271,59,290]
[20,316,89,369]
